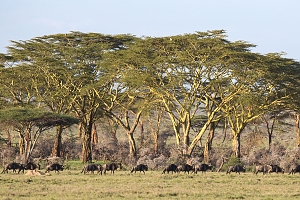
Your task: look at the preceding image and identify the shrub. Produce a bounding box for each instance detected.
[222,156,243,171]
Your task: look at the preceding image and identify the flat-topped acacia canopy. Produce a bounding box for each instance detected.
[0,107,79,129]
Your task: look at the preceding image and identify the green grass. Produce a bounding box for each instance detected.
[0,169,300,200]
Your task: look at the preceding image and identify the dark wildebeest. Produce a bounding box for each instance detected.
[193,163,213,174]
[289,165,300,175]
[102,163,122,175]
[131,164,148,174]
[162,164,178,174]
[226,164,246,174]
[1,162,25,174]
[81,164,102,175]
[24,162,40,171]
[45,163,64,173]
[177,164,193,174]
[270,164,284,174]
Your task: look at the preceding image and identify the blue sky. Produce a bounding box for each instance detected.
[1,0,299,61]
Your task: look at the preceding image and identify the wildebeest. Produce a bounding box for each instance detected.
[254,164,267,175]
[270,164,284,174]
[289,165,300,175]
[24,162,40,171]
[177,164,193,174]
[263,165,273,174]
[226,164,246,174]
[254,164,277,175]
[1,162,25,174]
[45,163,64,173]
[81,164,102,175]
[102,163,122,175]
[131,164,148,174]
[193,163,213,174]
[162,164,178,174]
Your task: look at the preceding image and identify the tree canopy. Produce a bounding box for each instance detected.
[1,30,300,162]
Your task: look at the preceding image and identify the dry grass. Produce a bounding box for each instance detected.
[1,169,300,199]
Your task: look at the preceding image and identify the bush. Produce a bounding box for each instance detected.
[222,156,243,171]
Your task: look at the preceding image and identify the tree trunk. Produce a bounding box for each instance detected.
[231,133,241,158]
[6,128,11,147]
[19,133,25,156]
[295,113,300,147]
[183,134,189,149]
[204,122,215,163]
[140,121,144,148]
[92,123,98,144]
[187,118,211,156]
[150,109,162,155]
[182,114,191,148]
[52,125,63,157]
[173,124,181,145]
[268,133,272,150]
[216,157,225,172]
[153,132,158,154]
[264,115,275,150]
[127,132,137,156]
[21,131,32,163]
[81,122,93,163]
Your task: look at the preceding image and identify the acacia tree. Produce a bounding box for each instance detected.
[220,53,300,157]
[0,107,78,163]
[7,32,138,162]
[126,30,260,157]
[99,36,160,157]
[260,110,290,150]
[5,38,76,157]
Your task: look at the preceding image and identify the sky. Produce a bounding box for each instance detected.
[1,0,299,61]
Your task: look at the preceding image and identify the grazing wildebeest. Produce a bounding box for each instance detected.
[102,163,122,175]
[1,162,25,174]
[270,164,284,174]
[263,165,273,174]
[226,164,246,174]
[81,164,102,175]
[289,165,300,175]
[45,163,64,173]
[162,164,178,174]
[254,164,274,175]
[24,162,40,171]
[193,163,213,174]
[254,164,266,175]
[177,164,193,174]
[131,164,148,174]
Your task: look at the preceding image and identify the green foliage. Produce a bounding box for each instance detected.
[222,156,242,171]
[227,156,242,166]
[0,107,78,127]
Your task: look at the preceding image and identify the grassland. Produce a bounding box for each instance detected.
[1,166,300,200]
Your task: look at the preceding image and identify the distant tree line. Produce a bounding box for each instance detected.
[0,30,300,163]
